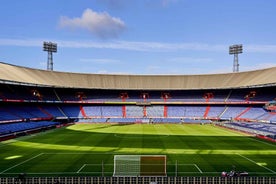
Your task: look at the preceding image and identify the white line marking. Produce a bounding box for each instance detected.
[44,152,114,155]
[194,164,203,173]
[114,134,169,138]
[0,153,44,174]
[3,172,80,175]
[77,164,86,173]
[76,164,103,173]
[3,171,276,175]
[179,164,203,173]
[250,137,276,147]
[236,153,276,173]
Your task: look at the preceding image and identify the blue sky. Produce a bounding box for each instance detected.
[0,0,276,75]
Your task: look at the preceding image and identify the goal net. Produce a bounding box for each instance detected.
[113,155,166,176]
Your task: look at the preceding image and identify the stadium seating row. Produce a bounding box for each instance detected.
[1,84,275,102]
[0,84,275,138]
[223,122,276,139]
[0,121,58,136]
[0,104,275,123]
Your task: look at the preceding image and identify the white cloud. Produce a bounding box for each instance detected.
[59,9,126,39]
[246,45,276,53]
[59,40,227,52]
[208,63,276,75]
[161,0,179,7]
[2,38,276,54]
[0,38,41,47]
[240,63,276,71]
[97,0,128,9]
[39,62,47,67]
[167,57,214,64]
[146,65,162,71]
[96,70,130,75]
[79,58,121,64]
[96,70,109,74]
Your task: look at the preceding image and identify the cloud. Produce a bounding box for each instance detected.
[59,9,126,39]
[160,0,179,7]
[79,58,121,64]
[97,0,178,9]
[59,40,227,52]
[39,62,47,67]
[0,38,41,47]
[240,63,276,71]
[146,65,162,71]
[96,70,109,74]
[2,38,276,54]
[97,0,128,9]
[246,45,276,53]
[167,57,214,64]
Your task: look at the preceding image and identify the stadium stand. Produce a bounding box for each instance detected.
[223,122,276,139]
[238,107,267,120]
[0,121,58,137]
[83,106,103,117]
[206,106,226,118]
[0,63,275,139]
[60,105,82,118]
[0,62,276,182]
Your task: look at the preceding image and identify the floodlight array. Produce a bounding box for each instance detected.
[43,42,57,52]
[43,41,57,71]
[229,44,243,55]
[229,44,243,73]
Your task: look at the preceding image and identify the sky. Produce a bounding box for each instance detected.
[0,0,276,75]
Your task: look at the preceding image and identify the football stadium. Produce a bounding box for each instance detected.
[0,62,276,184]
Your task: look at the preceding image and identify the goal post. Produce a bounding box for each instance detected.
[113,155,140,176]
[113,155,166,176]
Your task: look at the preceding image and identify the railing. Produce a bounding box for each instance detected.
[0,176,275,184]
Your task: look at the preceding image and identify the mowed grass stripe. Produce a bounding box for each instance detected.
[0,124,275,176]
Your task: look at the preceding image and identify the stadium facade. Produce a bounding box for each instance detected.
[1,62,276,89]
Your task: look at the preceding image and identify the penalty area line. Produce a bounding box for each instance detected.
[236,153,276,174]
[194,164,203,173]
[181,164,203,173]
[76,164,102,173]
[0,153,44,174]
[77,164,87,173]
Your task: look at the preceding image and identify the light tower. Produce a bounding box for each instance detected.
[43,42,57,71]
[229,44,243,72]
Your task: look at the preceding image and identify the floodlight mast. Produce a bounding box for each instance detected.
[43,42,57,71]
[229,44,243,72]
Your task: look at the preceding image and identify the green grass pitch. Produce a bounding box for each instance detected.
[0,123,275,177]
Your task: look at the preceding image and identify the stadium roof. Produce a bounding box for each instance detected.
[0,62,276,90]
